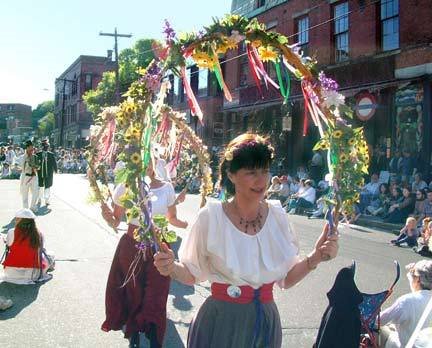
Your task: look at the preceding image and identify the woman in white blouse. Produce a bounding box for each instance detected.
[154,133,338,348]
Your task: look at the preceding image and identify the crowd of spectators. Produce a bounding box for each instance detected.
[0,144,87,179]
[265,147,432,227]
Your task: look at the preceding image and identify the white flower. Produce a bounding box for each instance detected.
[230,30,245,44]
[90,125,102,137]
[322,90,345,109]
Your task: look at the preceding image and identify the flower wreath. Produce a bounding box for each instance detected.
[87,14,368,252]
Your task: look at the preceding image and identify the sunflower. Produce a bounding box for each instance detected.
[216,37,238,54]
[353,193,360,202]
[131,152,141,164]
[192,51,216,69]
[320,141,330,150]
[339,153,348,162]
[333,130,343,139]
[348,138,356,146]
[258,46,278,62]
[250,39,262,48]
[356,179,364,187]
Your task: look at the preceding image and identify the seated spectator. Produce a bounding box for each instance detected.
[410,189,427,222]
[1,162,10,178]
[278,175,291,201]
[418,190,432,222]
[289,176,300,195]
[391,217,418,247]
[1,209,54,284]
[384,187,415,224]
[287,179,316,214]
[365,183,391,216]
[379,260,432,348]
[315,176,329,199]
[359,173,380,212]
[412,173,428,192]
[429,180,432,191]
[414,218,432,257]
[267,176,282,198]
[388,150,402,182]
[296,165,308,180]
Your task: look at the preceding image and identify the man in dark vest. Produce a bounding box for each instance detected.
[36,139,57,207]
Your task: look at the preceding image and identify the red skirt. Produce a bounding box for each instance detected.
[101,230,170,345]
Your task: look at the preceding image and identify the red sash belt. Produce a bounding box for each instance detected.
[211,282,274,304]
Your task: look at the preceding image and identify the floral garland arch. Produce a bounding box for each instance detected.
[86,14,368,251]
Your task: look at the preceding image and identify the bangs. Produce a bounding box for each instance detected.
[227,142,272,172]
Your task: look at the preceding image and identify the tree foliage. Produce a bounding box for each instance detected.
[32,100,54,128]
[37,111,55,137]
[84,38,156,117]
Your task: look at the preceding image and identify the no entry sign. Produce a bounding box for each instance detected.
[355,93,377,121]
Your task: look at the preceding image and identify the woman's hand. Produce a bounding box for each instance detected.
[311,224,339,265]
[154,243,175,276]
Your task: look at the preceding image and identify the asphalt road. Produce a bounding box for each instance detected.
[0,174,424,347]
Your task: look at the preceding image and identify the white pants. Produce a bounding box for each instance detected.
[39,186,51,205]
[20,174,39,210]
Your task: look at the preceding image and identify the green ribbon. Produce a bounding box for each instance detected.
[213,64,224,91]
[275,59,291,103]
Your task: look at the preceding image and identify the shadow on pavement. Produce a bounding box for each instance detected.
[169,237,194,311]
[36,206,52,216]
[1,218,15,233]
[163,319,186,348]
[0,281,42,320]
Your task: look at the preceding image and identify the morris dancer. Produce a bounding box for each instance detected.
[154,133,339,348]
[36,139,57,207]
[101,158,187,348]
[19,140,40,212]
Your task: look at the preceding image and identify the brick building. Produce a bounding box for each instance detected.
[171,0,432,177]
[52,54,115,148]
[0,103,32,144]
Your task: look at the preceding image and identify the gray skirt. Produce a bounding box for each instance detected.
[187,297,282,348]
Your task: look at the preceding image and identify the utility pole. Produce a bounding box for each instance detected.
[56,77,74,147]
[99,28,132,104]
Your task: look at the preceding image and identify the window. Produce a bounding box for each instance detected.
[239,57,249,87]
[255,0,265,9]
[334,2,349,62]
[71,79,78,96]
[7,105,15,111]
[84,74,93,91]
[297,16,309,57]
[381,0,399,51]
[55,93,59,106]
[198,69,209,97]
[173,75,180,103]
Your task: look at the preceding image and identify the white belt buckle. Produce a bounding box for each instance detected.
[227,285,241,298]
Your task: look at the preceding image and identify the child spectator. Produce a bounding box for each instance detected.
[414,218,432,257]
[391,217,418,247]
[365,183,390,216]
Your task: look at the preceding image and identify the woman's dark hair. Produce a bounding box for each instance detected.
[219,133,274,196]
[393,187,403,197]
[417,189,427,201]
[16,218,41,249]
[379,183,389,194]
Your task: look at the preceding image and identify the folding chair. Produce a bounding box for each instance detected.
[358,261,400,348]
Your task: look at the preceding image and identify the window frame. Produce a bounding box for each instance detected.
[333,2,349,63]
[380,0,399,51]
[296,15,310,57]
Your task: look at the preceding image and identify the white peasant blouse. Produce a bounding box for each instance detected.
[178,200,300,289]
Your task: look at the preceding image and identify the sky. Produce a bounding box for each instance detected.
[0,0,231,109]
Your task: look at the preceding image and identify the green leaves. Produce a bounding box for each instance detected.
[153,214,177,243]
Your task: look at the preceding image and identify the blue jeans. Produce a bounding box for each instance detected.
[394,233,417,247]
